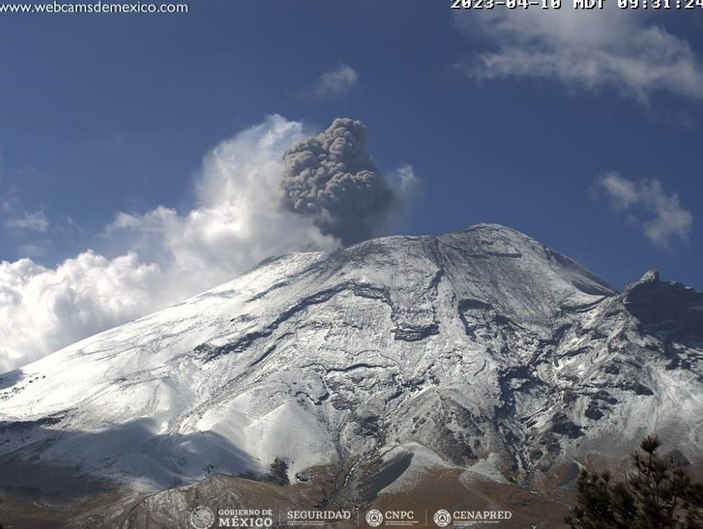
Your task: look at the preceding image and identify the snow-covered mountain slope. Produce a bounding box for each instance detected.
[1,223,702,496]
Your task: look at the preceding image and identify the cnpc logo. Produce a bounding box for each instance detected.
[365,509,416,527]
[433,510,451,528]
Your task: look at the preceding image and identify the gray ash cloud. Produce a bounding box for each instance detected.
[280,118,397,246]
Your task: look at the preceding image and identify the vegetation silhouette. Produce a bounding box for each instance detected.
[566,436,703,529]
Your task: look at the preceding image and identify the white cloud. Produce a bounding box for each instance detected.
[6,210,49,232]
[597,172,638,211]
[0,253,162,372]
[313,65,359,98]
[388,164,422,209]
[0,189,57,257]
[455,10,703,102]
[106,115,339,288]
[594,172,693,248]
[0,115,418,373]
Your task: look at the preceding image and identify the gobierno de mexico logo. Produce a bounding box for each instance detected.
[190,506,215,529]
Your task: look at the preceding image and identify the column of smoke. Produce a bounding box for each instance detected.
[0,116,414,372]
[280,118,399,247]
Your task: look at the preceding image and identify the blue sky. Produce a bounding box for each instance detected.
[0,1,701,369]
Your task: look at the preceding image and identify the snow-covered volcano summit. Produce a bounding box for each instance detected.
[1,224,702,497]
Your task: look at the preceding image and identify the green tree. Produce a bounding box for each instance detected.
[566,436,703,529]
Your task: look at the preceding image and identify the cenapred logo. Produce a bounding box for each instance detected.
[441,509,513,526]
[190,506,215,529]
[433,509,451,528]
[366,509,384,527]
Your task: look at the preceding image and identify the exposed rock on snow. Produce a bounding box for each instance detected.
[1,223,702,500]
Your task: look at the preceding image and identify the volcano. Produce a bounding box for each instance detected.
[1,224,702,528]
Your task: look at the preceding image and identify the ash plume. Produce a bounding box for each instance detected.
[280,118,396,246]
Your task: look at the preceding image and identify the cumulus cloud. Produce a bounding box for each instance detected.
[454,10,703,102]
[313,65,359,98]
[594,172,693,248]
[281,118,408,246]
[0,115,418,373]
[0,253,161,372]
[107,115,338,291]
